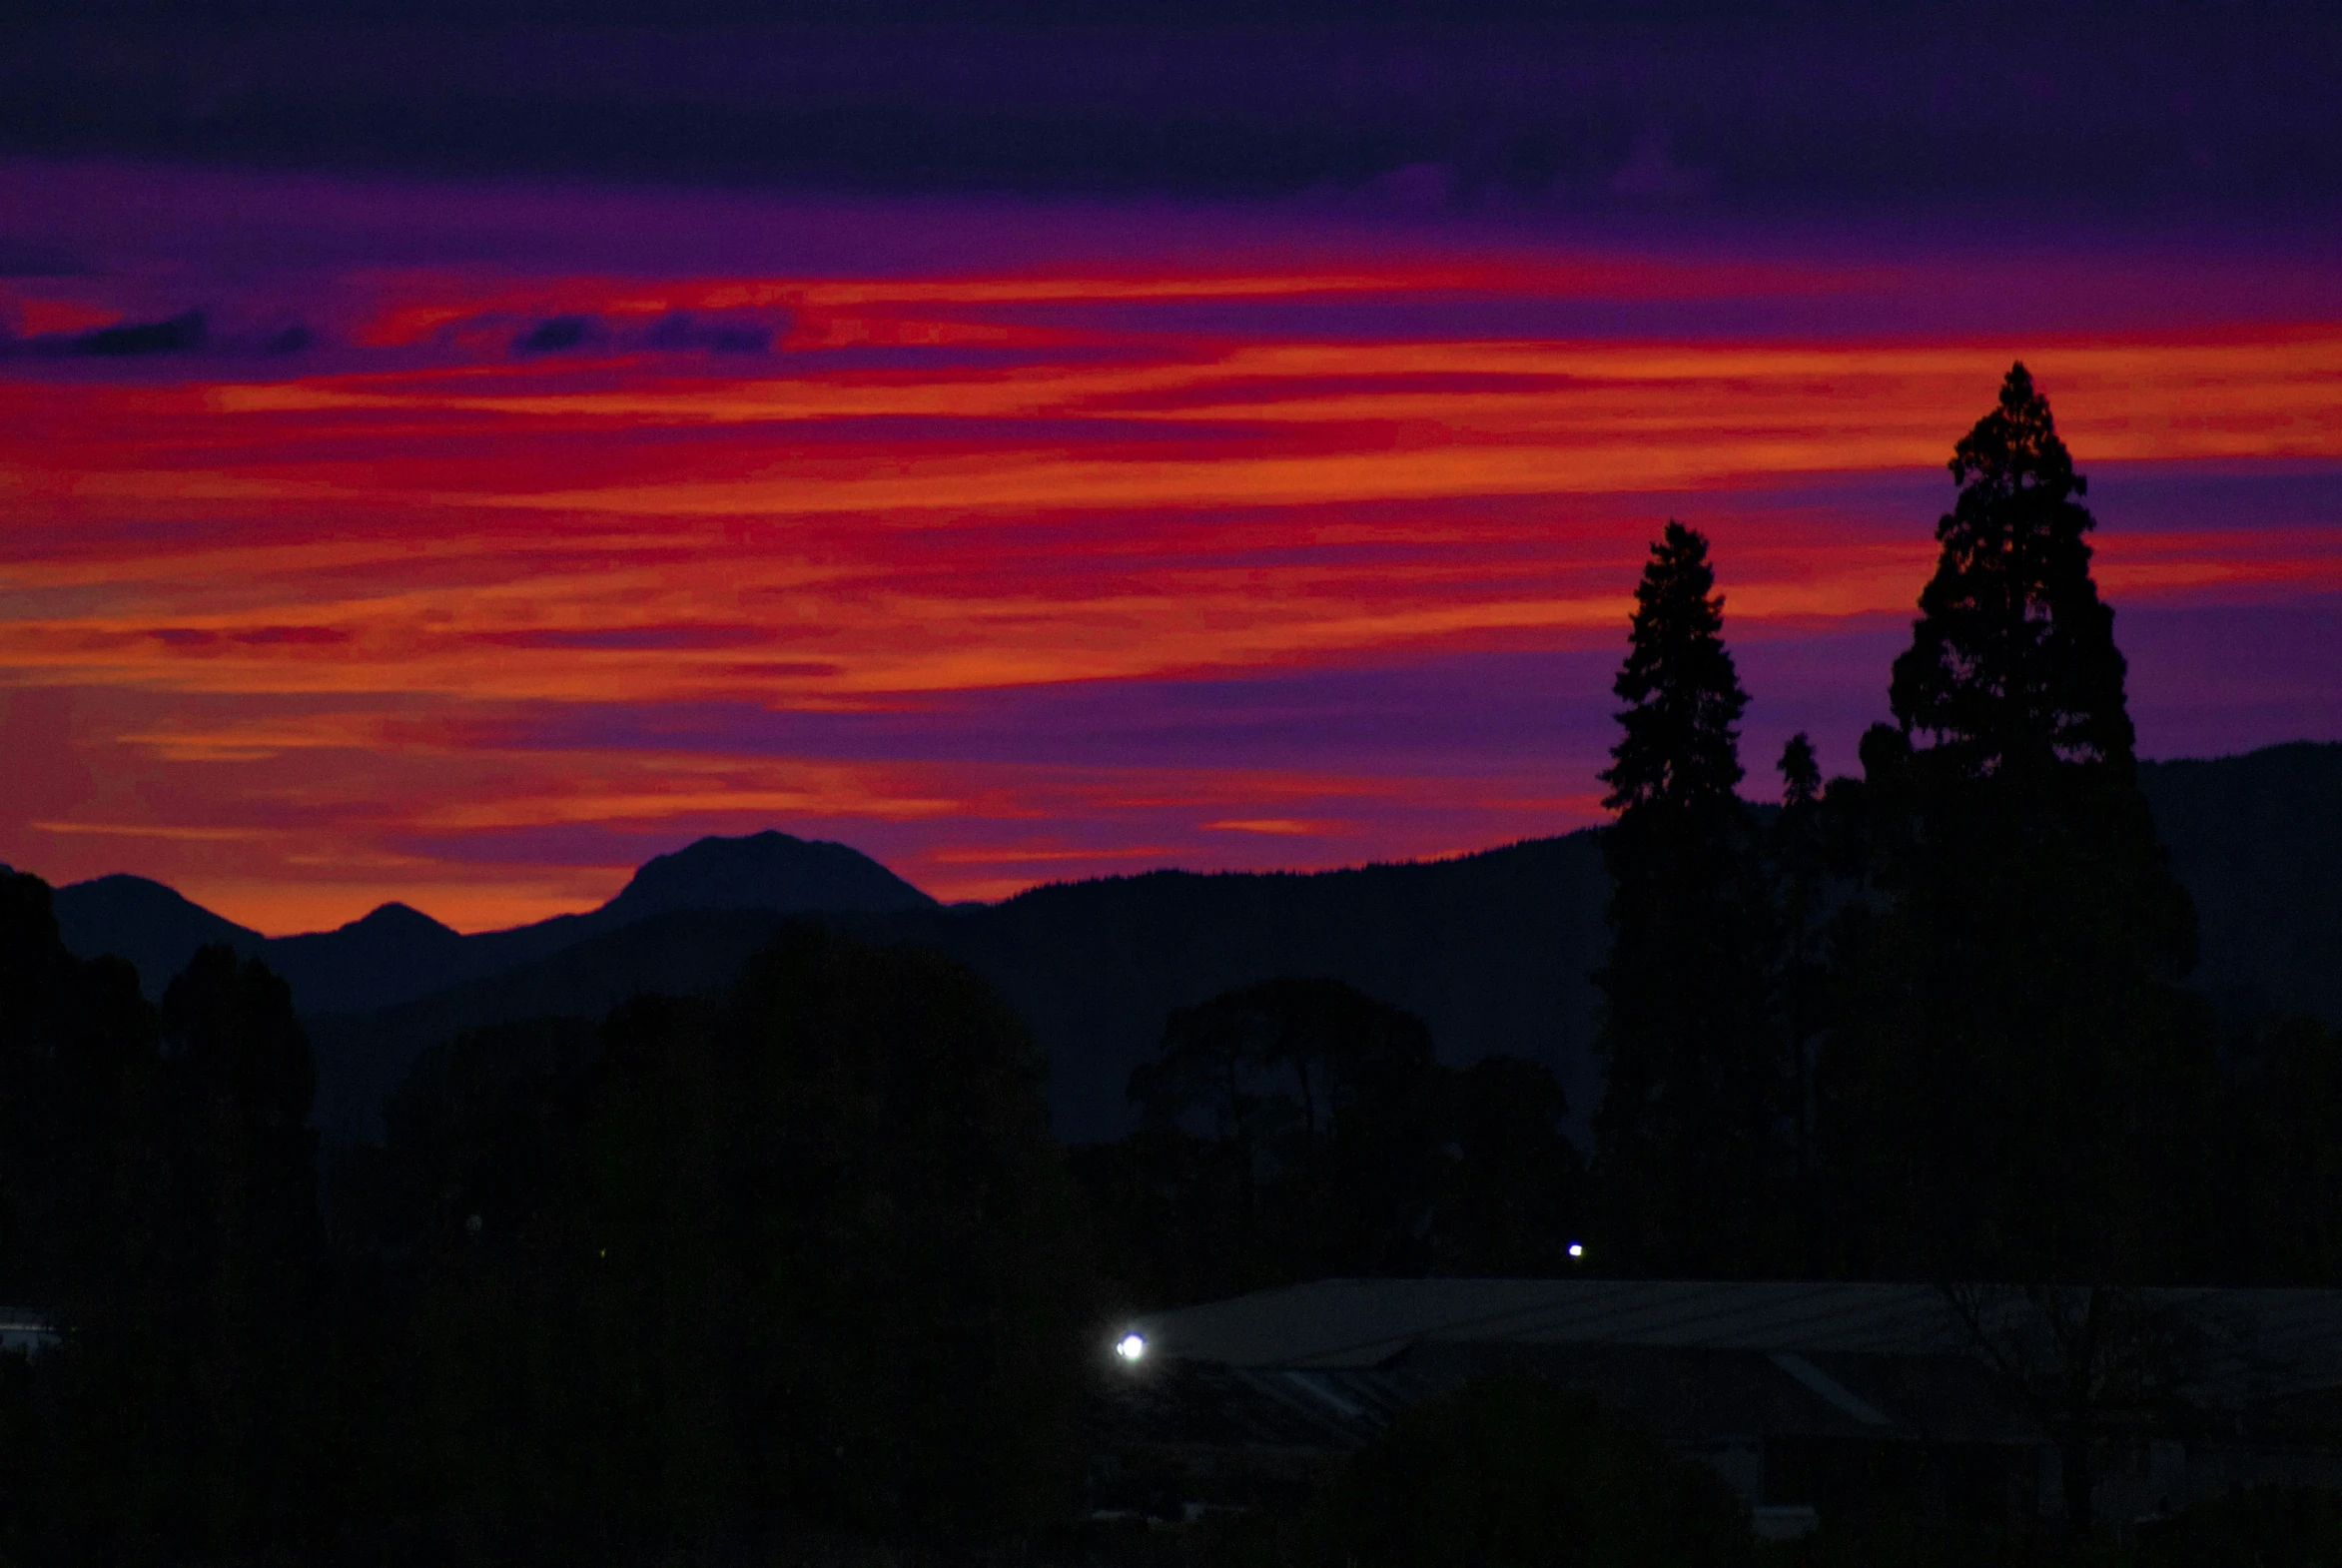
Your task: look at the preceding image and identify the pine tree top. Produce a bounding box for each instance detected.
[1890,363,2136,779]
[1601,520,1748,816]
[1948,361,2083,505]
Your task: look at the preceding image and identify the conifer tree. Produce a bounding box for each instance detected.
[1772,734,1825,1191]
[144,948,327,1557]
[1824,365,2211,1286]
[1592,521,1785,1276]
[1601,522,1749,820]
[1892,363,2133,777]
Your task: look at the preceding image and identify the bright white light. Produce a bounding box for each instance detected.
[1116,1331,1148,1363]
[1566,1241,1585,1259]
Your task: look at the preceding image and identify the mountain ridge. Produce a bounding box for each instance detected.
[47,741,2342,1146]
[53,828,933,1017]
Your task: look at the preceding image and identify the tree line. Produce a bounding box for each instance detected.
[1582,363,2341,1290]
[0,897,1096,1564]
[1073,364,2342,1305]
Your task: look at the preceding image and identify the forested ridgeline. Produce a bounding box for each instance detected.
[55,741,2342,1152]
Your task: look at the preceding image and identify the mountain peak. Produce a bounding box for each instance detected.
[600,830,936,923]
[341,901,458,938]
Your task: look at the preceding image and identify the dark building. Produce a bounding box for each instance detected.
[1094,1279,2342,1537]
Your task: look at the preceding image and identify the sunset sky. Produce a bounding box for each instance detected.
[5,5,2339,933]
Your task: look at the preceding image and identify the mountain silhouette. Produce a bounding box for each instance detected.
[55,829,935,1018]
[306,908,804,1141]
[304,832,1608,1145]
[53,874,267,990]
[598,829,935,924]
[266,903,472,1016]
[48,742,2342,1147]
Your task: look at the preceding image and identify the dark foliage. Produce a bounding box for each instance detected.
[2206,1016,2342,1284]
[0,869,156,1315]
[2138,741,2342,1026]
[1770,732,1828,1192]
[1602,521,1751,819]
[2,882,1092,1566]
[1593,520,1787,1276]
[339,926,1092,1563]
[1888,362,2137,781]
[1817,366,2214,1290]
[1440,1053,1590,1276]
[1298,1378,1750,1568]
[1075,978,1585,1304]
[1130,977,1451,1285]
[2136,1486,2342,1568]
[0,881,326,1565]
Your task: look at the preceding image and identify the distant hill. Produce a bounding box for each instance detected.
[53,829,934,1016]
[265,903,473,1016]
[53,741,2342,1148]
[598,830,935,926]
[53,874,268,991]
[307,908,801,1140]
[867,837,1612,1145]
[302,833,1610,1146]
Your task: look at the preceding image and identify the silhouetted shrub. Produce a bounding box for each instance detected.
[373,925,1093,1561]
[2138,1486,2342,1568]
[1303,1378,1750,1568]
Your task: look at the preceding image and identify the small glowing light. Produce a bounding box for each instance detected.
[1116,1331,1148,1363]
[1567,1241,1585,1259]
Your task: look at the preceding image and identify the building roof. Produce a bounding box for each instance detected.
[1128,1279,2342,1411]
[0,1308,57,1357]
[1134,1279,1964,1369]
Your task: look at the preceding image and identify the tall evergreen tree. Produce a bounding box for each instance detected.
[1771,734,1826,1194]
[154,947,328,1555]
[1601,521,1750,820]
[1890,362,2136,781]
[1822,365,2211,1288]
[1592,521,1785,1276]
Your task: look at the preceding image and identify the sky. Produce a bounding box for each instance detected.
[3,6,2340,934]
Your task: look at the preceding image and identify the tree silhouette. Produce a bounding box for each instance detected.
[2210,1017,2342,1285]
[1890,362,2135,780]
[1438,1054,1588,1277]
[0,872,171,1564]
[1124,977,1452,1291]
[0,883,334,1566]
[146,946,327,1557]
[1822,364,2213,1293]
[1592,521,1785,1276]
[0,870,155,1320]
[1302,1378,1751,1568]
[1771,733,1827,1199]
[374,927,1089,1560]
[1601,521,1749,818]
[1085,979,1582,1301]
